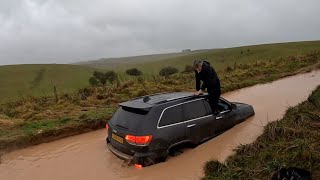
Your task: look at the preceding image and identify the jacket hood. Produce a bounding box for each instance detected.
[203,61,210,66]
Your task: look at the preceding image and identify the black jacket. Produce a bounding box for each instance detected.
[195,61,221,92]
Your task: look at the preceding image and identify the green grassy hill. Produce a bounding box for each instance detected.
[1,41,319,102]
[74,50,211,70]
[78,41,320,75]
[0,64,95,102]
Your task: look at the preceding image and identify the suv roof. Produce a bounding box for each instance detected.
[119,92,206,111]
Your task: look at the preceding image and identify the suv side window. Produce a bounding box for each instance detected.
[203,99,212,114]
[218,99,231,112]
[159,105,183,127]
[183,100,208,121]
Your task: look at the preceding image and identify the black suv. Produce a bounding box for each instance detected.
[106,92,254,167]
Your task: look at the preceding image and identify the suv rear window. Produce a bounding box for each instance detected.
[159,105,183,127]
[122,106,149,115]
[109,107,149,131]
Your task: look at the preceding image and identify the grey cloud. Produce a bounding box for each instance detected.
[0,0,319,65]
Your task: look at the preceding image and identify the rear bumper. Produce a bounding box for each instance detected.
[106,138,160,165]
[107,142,134,161]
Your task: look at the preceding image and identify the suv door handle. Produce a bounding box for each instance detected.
[216,116,222,120]
[187,124,196,128]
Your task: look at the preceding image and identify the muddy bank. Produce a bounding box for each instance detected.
[0,118,108,157]
[0,70,320,180]
[203,85,320,179]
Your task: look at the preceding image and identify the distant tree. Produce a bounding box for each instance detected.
[89,77,99,86]
[159,66,179,76]
[91,70,117,86]
[183,65,194,73]
[105,71,117,84]
[93,71,103,79]
[93,71,107,85]
[126,68,142,76]
[182,49,191,53]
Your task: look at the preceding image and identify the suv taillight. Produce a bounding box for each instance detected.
[125,135,152,145]
[106,124,109,134]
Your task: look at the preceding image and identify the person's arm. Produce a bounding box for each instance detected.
[200,67,207,91]
[201,82,206,91]
[195,70,201,91]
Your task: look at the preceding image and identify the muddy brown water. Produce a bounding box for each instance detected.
[1,71,320,180]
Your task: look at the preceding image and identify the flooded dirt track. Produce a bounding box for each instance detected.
[1,71,320,180]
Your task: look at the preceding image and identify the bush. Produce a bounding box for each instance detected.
[159,66,179,76]
[78,88,92,100]
[105,71,117,84]
[93,71,107,85]
[183,65,194,73]
[89,77,99,86]
[92,71,117,85]
[126,68,142,76]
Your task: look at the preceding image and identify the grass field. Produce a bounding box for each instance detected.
[0,41,319,103]
[0,64,95,102]
[203,85,320,179]
[78,41,320,74]
[75,50,211,69]
[1,41,319,103]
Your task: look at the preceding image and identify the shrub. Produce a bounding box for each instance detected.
[159,66,179,76]
[78,88,92,100]
[126,68,142,76]
[93,71,107,85]
[92,71,117,85]
[105,71,117,84]
[89,77,99,86]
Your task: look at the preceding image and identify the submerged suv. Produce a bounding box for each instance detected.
[106,92,254,167]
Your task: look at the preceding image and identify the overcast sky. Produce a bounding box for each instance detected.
[0,0,319,65]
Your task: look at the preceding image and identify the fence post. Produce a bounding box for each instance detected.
[54,86,59,103]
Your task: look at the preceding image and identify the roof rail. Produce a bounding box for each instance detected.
[130,92,208,105]
[165,95,193,102]
[154,93,207,104]
[131,91,171,101]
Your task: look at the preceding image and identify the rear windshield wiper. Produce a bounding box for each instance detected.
[116,124,129,130]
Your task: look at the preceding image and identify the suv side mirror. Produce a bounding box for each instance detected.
[231,103,237,110]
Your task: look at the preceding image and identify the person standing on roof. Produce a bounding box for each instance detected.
[193,60,221,115]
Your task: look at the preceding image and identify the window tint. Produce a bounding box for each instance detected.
[203,99,212,114]
[159,105,183,127]
[109,107,149,131]
[218,99,230,112]
[122,106,149,115]
[183,100,207,120]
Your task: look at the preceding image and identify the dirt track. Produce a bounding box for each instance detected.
[1,70,320,180]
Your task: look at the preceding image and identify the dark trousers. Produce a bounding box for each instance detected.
[207,88,221,113]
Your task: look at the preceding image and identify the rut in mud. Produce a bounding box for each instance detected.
[1,70,320,180]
